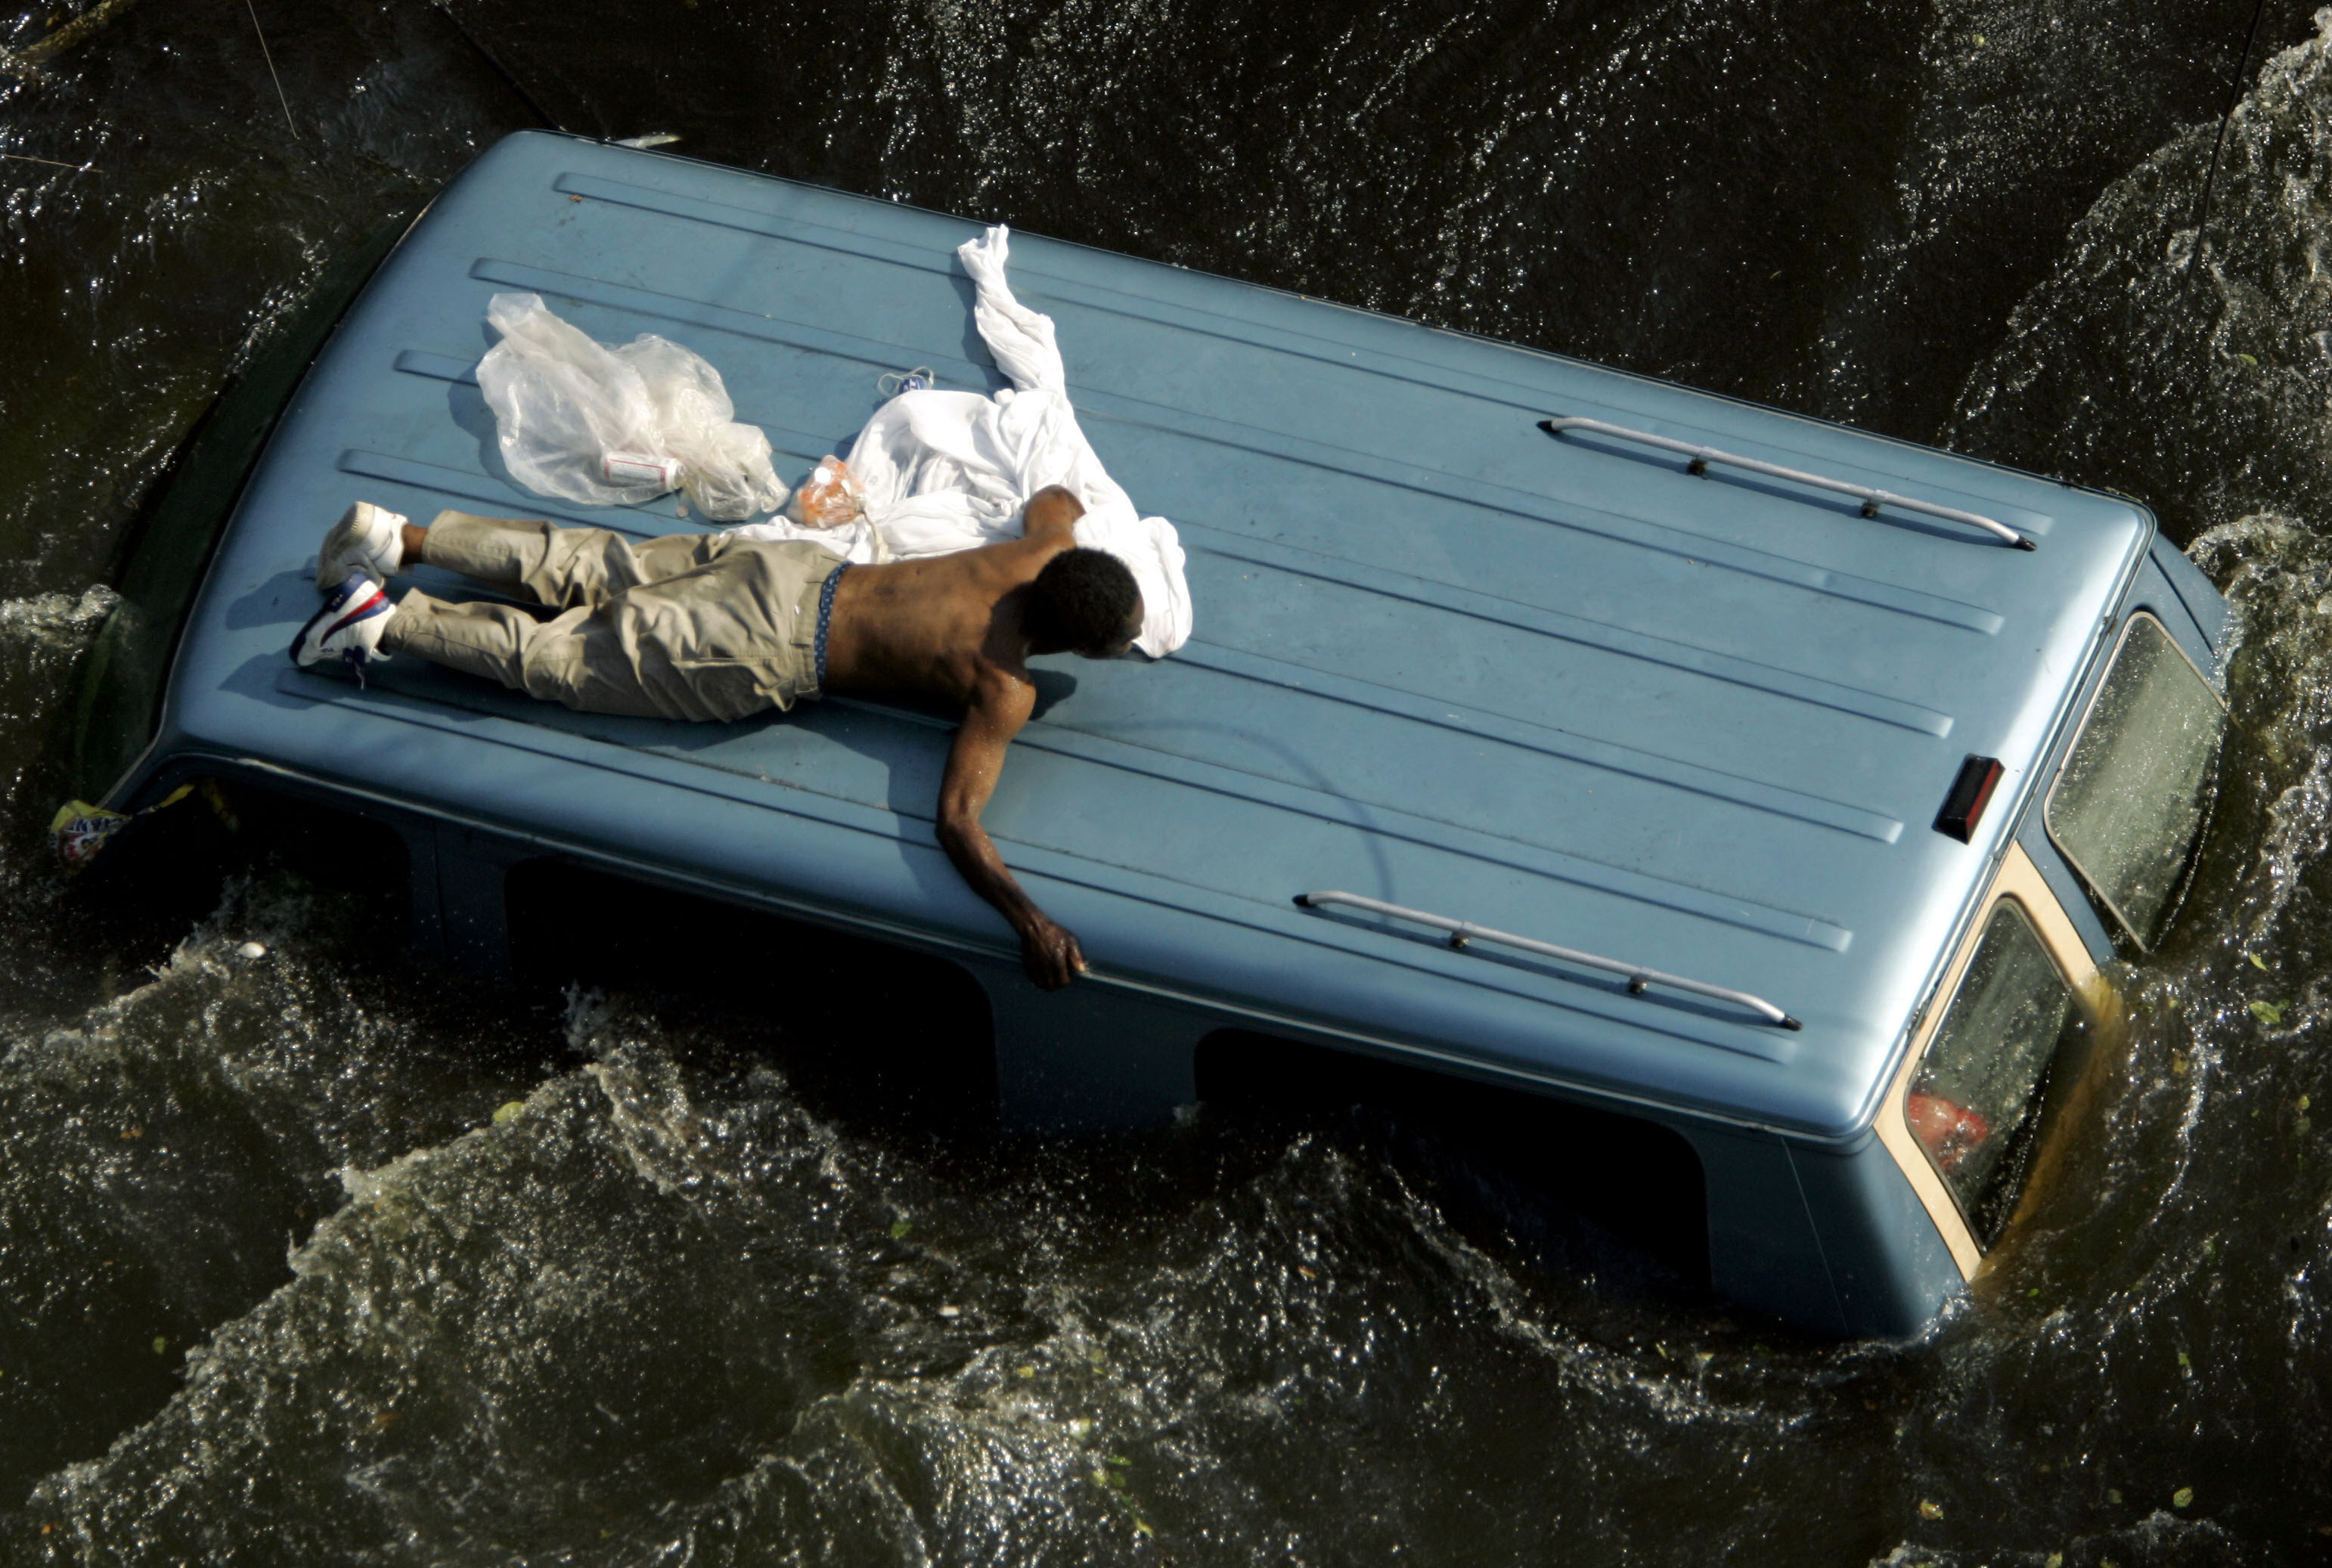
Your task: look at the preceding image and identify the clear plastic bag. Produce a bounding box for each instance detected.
[476,293,789,522]
[783,455,867,530]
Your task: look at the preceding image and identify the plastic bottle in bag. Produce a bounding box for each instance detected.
[603,451,681,489]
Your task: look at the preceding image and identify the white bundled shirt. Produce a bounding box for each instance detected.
[727,226,1192,658]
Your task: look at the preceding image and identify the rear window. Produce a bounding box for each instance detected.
[1905,900,2086,1249]
[2045,613,2225,947]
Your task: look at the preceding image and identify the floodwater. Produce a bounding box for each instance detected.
[3,0,2331,1560]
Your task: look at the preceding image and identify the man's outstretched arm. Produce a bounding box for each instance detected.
[935,668,1087,989]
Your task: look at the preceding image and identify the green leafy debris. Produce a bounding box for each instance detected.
[492,1100,525,1125]
[2173,1486,2194,1508]
[888,1219,911,1240]
[2250,1000,2286,1025]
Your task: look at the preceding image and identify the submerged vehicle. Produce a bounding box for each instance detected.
[71,132,2228,1337]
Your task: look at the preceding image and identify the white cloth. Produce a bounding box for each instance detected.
[727,227,1192,658]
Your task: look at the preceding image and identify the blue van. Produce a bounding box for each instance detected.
[70,132,2228,1337]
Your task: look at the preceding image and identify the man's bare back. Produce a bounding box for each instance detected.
[821,487,1101,702]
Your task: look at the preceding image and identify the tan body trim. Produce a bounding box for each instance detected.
[1875,841,2100,1279]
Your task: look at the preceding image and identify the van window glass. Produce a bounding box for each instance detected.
[2046,614,2225,947]
[1906,902,2085,1249]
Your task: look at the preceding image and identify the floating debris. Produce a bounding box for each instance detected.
[0,150,99,173]
[237,941,267,959]
[0,0,147,76]
[492,1101,525,1125]
[240,0,300,142]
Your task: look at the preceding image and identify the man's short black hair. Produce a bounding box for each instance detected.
[1025,547,1141,655]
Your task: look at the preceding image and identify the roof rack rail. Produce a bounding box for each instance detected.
[1540,415,2034,550]
[1292,889,1803,1029]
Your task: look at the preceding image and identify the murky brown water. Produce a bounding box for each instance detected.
[5,2,2332,1561]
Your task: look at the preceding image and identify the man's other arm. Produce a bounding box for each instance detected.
[935,667,1087,989]
[1021,484,1084,542]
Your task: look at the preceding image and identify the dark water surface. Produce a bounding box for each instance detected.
[5,1,2332,1561]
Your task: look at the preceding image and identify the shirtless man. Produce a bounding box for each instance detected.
[290,487,1140,989]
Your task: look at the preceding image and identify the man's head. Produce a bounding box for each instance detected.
[1024,547,1143,657]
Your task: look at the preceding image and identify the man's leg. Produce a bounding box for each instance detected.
[409,510,728,612]
[378,590,666,717]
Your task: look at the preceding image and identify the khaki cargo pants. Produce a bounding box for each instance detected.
[380,511,844,723]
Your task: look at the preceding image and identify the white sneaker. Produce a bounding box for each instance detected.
[316,501,406,590]
[290,572,395,680]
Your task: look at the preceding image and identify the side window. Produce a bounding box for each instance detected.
[1904,900,2088,1249]
[2045,612,2225,947]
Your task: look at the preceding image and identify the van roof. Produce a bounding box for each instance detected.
[168,132,2148,1141]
